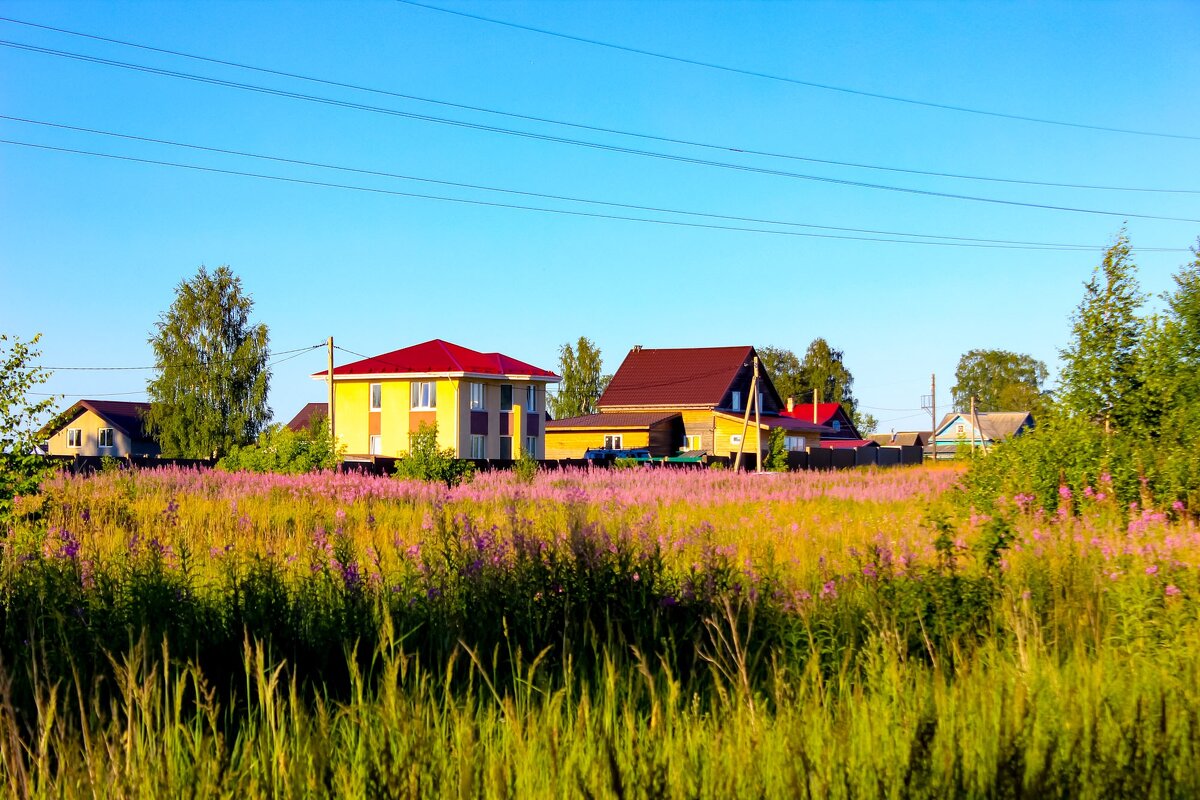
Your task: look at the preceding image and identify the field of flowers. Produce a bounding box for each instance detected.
[2,464,1198,797]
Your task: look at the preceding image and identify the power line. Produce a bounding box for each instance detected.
[9,138,1185,252]
[394,0,1200,143]
[32,345,325,398]
[5,114,1167,252]
[2,40,1197,224]
[0,15,1194,195]
[42,343,323,371]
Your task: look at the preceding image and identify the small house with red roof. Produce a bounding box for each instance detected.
[545,345,829,460]
[781,402,875,448]
[41,400,160,457]
[285,402,328,433]
[312,339,559,459]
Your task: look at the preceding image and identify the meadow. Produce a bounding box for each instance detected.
[1,464,1198,798]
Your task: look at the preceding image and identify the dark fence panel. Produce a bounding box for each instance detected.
[830,449,857,470]
[807,448,833,470]
[876,447,901,467]
[854,447,879,467]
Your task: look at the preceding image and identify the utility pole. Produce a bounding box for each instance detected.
[754,356,762,473]
[921,373,937,461]
[327,336,336,445]
[733,360,758,472]
[969,394,976,454]
[812,387,818,423]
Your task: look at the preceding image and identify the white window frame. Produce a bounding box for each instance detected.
[956,424,965,436]
[731,391,742,412]
[682,434,701,451]
[604,434,623,450]
[525,385,536,413]
[730,434,743,447]
[470,434,487,459]
[410,381,437,410]
[785,435,806,452]
[470,382,486,411]
[500,384,513,412]
[369,383,382,411]
[67,428,82,448]
[98,427,114,448]
[525,435,537,456]
[369,435,382,455]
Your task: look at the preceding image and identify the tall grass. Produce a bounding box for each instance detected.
[1,464,1197,797]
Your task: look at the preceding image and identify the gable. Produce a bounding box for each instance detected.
[598,346,783,411]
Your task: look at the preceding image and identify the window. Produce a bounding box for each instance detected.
[369,435,382,455]
[757,392,765,411]
[956,424,965,435]
[470,382,486,410]
[831,420,841,432]
[785,435,806,452]
[682,434,701,451]
[67,428,82,448]
[525,385,536,412]
[410,381,436,409]
[499,436,513,459]
[730,391,742,412]
[470,435,487,459]
[500,384,513,411]
[525,436,537,456]
[604,434,623,450]
[369,383,382,411]
[730,434,743,446]
[98,427,114,448]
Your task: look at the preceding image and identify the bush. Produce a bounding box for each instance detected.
[765,427,789,472]
[512,451,539,483]
[218,414,342,474]
[393,422,474,487]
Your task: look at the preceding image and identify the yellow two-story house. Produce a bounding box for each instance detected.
[312,339,559,459]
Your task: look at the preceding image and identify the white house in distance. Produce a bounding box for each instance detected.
[930,411,1034,457]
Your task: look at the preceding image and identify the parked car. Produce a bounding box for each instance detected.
[583,447,652,462]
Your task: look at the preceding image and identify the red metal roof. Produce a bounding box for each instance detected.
[817,438,878,449]
[780,402,843,425]
[712,412,831,434]
[598,346,753,408]
[546,411,681,430]
[313,340,559,380]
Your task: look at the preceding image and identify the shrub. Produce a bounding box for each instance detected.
[218,414,342,474]
[512,451,539,483]
[393,423,474,487]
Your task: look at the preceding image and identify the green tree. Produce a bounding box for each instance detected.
[757,345,804,405]
[1058,233,1145,434]
[548,337,605,420]
[145,265,271,458]
[0,334,56,519]
[951,349,1049,413]
[765,427,790,472]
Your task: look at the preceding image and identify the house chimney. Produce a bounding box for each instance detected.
[786,396,794,413]
[632,344,642,352]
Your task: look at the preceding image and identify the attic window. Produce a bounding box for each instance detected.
[731,391,742,412]
[67,428,82,448]
[957,424,965,435]
[832,420,841,432]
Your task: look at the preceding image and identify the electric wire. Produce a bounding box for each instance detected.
[2,39,1197,224]
[1,15,1195,194]
[5,114,1169,251]
[12,138,1176,252]
[394,0,1200,142]
[42,343,324,371]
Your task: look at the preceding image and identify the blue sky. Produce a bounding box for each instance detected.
[2,0,1198,432]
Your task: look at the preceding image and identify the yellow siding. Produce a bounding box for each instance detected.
[544,430,650,459]
[435,379,460,452]
[334,381,370,455]
[45,408,132,456]
[380,380,409,456]
[713,414,765,458]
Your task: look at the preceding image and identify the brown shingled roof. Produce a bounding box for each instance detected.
[598,346,756,408]
[286,402,328,432]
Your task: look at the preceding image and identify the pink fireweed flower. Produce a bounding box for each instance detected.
[1165,584,1181,597]
[1173,501,1186,513]
[1145,565,1158,575]
[1059,485,1073,501]
[820,581,837,599]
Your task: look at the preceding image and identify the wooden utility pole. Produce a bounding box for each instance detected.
[969,394,976,454]
[812,388,818,423]
[753,357,762,473]
[733,360,758,472]
[327,336,335,445]
[930,374,938,461]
